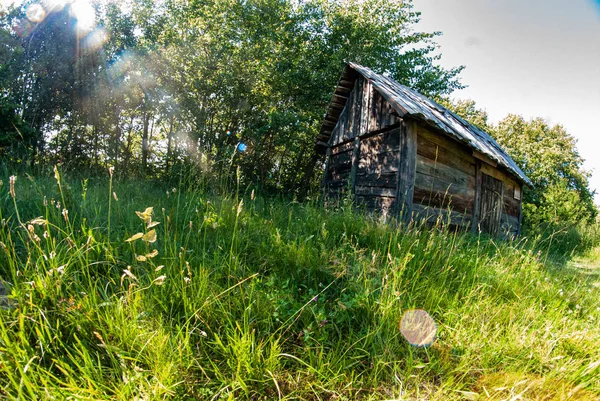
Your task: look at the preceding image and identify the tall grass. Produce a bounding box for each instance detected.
[0,171,599,400]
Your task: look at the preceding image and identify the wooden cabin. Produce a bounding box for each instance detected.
[316,62,532,237]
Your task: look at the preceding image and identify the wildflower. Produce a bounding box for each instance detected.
[62,208,69,222]
[9,176,16,198]
[184,276,191,284]
[108,166,115,177]
[155,265,164,272]
[136,207,153,225]
[142,229,157,243]
[172,187,176,193]
[121,267,137,283]
[153,275,166,286]
[199,330,207,337]
[237,142,247,152]
[319,319,328,327]
[311,296,318,303]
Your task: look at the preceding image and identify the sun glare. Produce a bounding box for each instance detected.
[69,0,95,35]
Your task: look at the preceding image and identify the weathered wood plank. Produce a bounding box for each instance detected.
[417,135,476,176]
[321,147,332,189]
[413,186,474,215]
[473,150,498,168]
[361,128,401,154]
[396,119,417,220]
[355,186,396,197]
[349,137,361,195]
[412,204,472,228]
[360,78,371,136]
[356,172,397,188]
[370,90,383,132]
[417,125,474,164]
[331,141,355,155]
[416,154,475,189]
[480,162,519,188]
[414,171,475,198]
[357,150,399,173]
[471,160,482,234]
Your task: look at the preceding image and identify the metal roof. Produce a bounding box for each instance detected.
[317,62,532,186]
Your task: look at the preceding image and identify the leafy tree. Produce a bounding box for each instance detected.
[495,115,596,224]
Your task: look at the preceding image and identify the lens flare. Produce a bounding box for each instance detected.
[13,19,34,37]
[26,3,46,23]
[400,309,437,347]
[44,0,68,12]
[82,28,108,52]
[70,0,95,36]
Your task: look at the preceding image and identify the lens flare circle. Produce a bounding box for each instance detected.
[400,309,437,347]
[26,3,46,23]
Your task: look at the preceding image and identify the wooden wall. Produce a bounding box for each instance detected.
[322,75,523,236]
[324,75,401,218]
[412,125,476,229]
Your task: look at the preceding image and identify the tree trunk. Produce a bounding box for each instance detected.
[142,112,150,176]
[166,114,175,175]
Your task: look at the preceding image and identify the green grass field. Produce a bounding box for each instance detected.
[0,171,599,400]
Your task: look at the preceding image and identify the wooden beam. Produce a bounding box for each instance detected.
[517,185,523,236]
[471,160,482,235]
[349,137,361,196]
[396,119,418,222]
[473,150,498,168]
[321,147,332,191]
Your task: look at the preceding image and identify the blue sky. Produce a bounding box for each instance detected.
[414,0,600,203]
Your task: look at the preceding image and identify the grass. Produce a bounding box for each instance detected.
[0,170,599,400]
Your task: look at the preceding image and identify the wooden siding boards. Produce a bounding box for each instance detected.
[320,65,530,237]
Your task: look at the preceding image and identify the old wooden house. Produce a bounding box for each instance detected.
[316,62,532,237]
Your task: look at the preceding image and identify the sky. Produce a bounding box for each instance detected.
[413,0,600,203]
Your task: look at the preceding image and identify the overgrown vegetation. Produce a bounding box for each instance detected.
[1,171,599,400]
[0,0,463,195]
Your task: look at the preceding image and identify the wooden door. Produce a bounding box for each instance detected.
[479,173,503,236]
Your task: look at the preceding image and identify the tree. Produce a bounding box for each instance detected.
[495,115,596,224]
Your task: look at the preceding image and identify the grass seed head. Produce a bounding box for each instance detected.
[9,175,16,198]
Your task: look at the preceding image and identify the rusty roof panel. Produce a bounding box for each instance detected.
[317,62,532,186]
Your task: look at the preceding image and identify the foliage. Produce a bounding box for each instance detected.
[495,114,596,224]
[0,172,599,399]
[0,0,463,195]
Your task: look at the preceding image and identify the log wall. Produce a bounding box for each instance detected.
[323,76,523,236]
[412,125,476,229]
[325,76,402,217]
